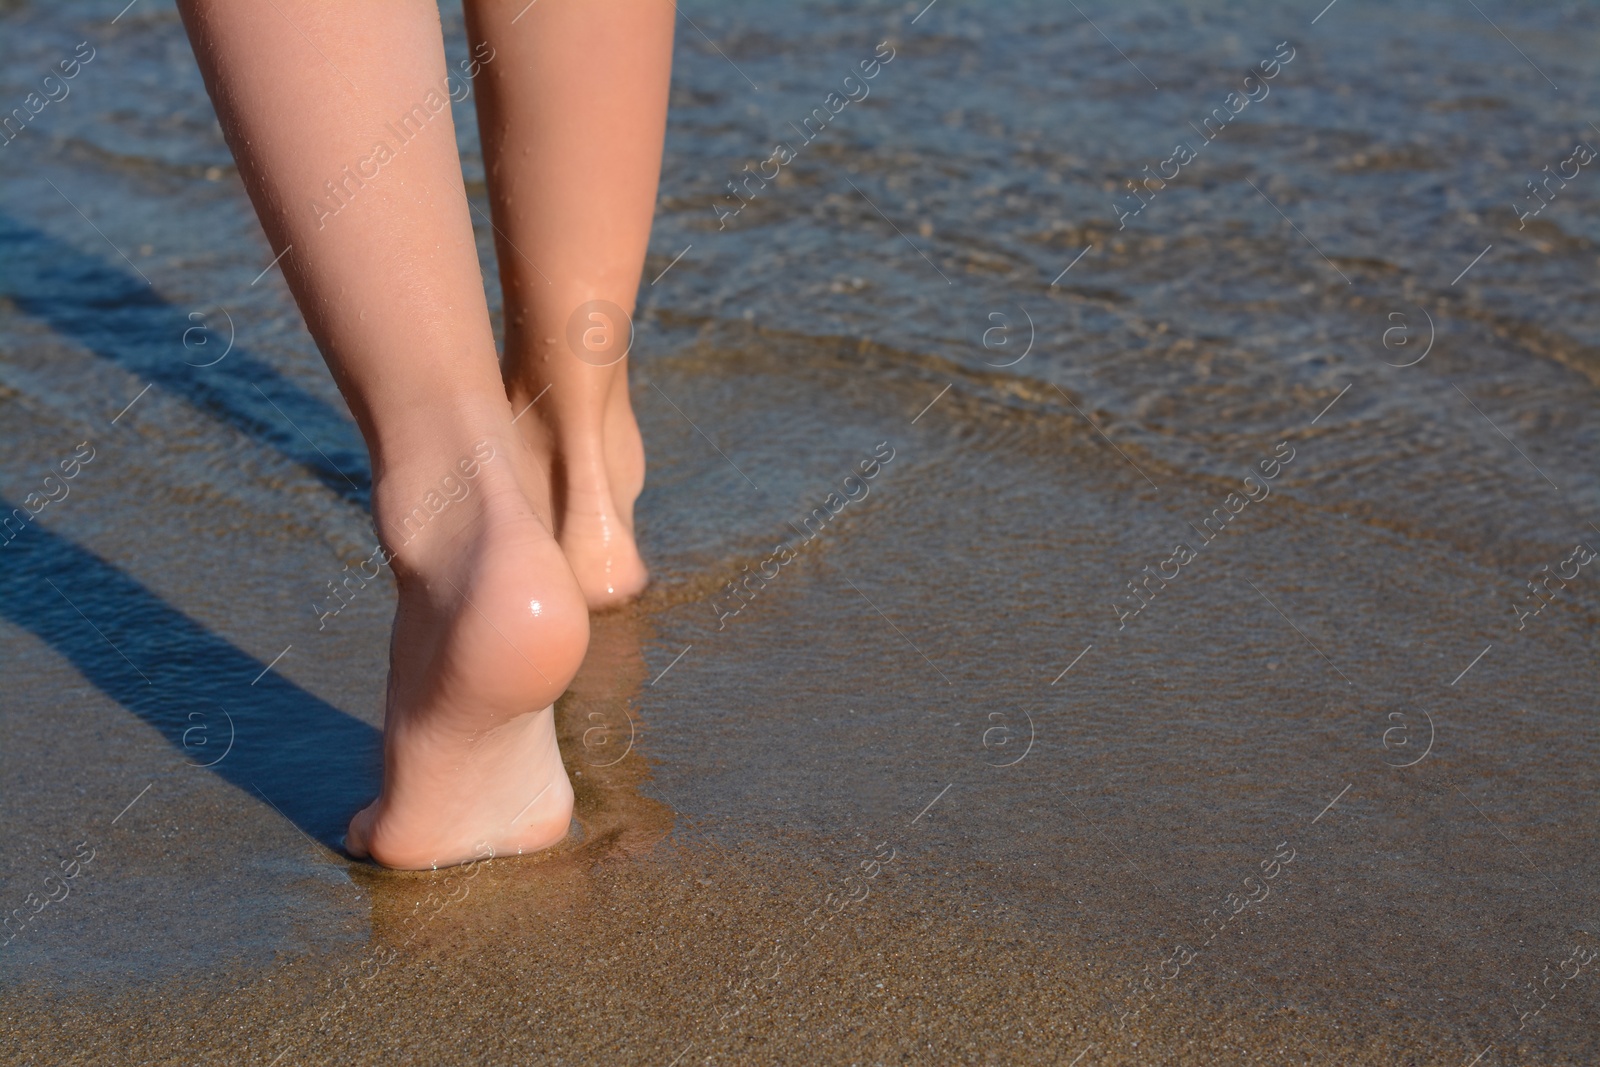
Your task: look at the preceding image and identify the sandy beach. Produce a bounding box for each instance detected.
[3,1,1599,1063]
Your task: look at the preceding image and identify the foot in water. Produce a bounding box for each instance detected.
[346,435,590,870]
[510,372,649,609]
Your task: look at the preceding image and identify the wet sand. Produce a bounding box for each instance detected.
[4,0,1600,1064]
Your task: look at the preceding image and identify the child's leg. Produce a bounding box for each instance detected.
[177,0,589,868]
[463,0,675,608]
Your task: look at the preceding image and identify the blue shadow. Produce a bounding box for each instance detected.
[0,503,380,846]
[0,211,370,509]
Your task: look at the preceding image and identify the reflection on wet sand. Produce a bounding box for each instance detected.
[562,605,678,856]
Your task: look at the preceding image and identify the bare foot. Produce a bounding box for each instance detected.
[514,379,649,609]
[346,440,590,870]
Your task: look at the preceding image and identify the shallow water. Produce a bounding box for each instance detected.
[3,0,1599,1063]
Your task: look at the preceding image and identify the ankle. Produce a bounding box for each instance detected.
[370,435,525,572]
[359,371,512,466]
